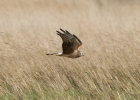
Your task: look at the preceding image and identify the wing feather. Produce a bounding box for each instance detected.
[56,28,82,54]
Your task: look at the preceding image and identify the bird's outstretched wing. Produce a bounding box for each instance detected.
[56,28,82,54]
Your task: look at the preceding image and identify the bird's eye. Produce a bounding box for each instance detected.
[81,52,84,56]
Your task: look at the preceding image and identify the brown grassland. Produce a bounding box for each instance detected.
[0,0,140,100]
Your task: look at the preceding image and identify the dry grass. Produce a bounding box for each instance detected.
[0,0,140,100]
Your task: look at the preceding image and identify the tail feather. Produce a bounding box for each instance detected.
[46,53,57,55]
[46,52,63,56]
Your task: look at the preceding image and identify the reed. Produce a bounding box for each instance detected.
[0,0,140,99]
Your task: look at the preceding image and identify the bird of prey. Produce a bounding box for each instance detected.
[47,28,84,58]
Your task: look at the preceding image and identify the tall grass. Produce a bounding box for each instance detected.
[0,0,140,99]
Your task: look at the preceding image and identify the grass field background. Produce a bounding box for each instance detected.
[0,0,140,100]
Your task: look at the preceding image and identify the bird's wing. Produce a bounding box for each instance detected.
[56,28,82,54]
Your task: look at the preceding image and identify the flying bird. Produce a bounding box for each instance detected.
[47,28,84,58]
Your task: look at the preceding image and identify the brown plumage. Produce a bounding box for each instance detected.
[47,28,84,58]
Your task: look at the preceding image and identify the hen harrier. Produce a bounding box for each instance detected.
[47,28,84,58]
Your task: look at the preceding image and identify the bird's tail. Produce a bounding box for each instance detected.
[46,52,63,56]
[46,53,57,55]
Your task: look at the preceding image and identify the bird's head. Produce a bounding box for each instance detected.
[80,52,84,56]
[77,51,84,57]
